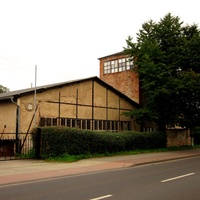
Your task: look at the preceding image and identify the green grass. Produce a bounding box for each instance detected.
[44,145,200,163]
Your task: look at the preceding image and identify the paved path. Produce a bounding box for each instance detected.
[1,148,200,186]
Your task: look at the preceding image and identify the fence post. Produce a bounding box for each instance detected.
[35,128,42,159]
[16,138,21,154]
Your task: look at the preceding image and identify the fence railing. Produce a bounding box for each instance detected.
[0,133,37,161]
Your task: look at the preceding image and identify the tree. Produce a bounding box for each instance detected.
[124,13,200,131]
[0,85,10,93]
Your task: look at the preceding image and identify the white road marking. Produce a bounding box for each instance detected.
[161,172,195,183]
[90,194,113,200]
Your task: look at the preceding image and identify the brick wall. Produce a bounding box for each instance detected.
[99,52,140,104]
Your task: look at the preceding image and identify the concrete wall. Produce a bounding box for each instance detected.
[166,129,191,147]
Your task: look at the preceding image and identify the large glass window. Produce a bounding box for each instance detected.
[104,57,134,74]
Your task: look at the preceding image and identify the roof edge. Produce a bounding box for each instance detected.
[0,76,139,108]
[98,51,125,60]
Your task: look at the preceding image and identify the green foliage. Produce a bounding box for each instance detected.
[0,85,10,93]
[33,127,166,158]
[124,13,200,130]
[193,127,200,145]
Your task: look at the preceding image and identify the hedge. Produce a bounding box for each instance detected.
[193,127,200,145]
[32,127,166,158]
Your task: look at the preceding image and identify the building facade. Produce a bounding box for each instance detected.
[0,77,140,138]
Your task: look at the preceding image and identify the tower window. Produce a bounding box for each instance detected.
[104,57,133,74]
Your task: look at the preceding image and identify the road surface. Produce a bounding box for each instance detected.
[0,156,200,200]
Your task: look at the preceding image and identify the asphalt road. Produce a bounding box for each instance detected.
[0,156,200,200]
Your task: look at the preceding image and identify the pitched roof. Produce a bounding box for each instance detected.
[0,76,139,107]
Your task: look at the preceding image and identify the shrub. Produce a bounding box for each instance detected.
[32,127,166,158]
[193,127,200,145]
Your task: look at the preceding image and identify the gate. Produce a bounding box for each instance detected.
[0,133,37,161]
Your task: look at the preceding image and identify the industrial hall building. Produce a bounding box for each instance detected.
[0,51,144,137]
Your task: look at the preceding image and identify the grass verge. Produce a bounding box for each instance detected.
[44,145,200,163]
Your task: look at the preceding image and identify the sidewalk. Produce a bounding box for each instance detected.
[1,148,200,186]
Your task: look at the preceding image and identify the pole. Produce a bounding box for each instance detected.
[34,65,37,127]
[76,89,78,127]
[92,80,94,131]
[58,92,61,126]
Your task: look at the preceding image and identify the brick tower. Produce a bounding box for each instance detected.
[98,51,140,104]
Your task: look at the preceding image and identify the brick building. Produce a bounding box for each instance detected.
[99,51,140,104]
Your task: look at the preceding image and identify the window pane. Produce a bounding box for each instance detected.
[94,120,98,130]
[103,121,107,130]
[104,61,111,74]
[111,60,117,73]
[72,119,76,127]
[87,120,91,130]
[40,118,45,126]
[77,119,81,128]
[67,119,71,127]
[47,118,51,126]
[126,57,134,70]
[107,121,110,130]
[61,118,66,126]
[99,121,103,130]
[118,58,126,71]
[53,118,57,126]
[111,121,115,130]
[82,120,86,129]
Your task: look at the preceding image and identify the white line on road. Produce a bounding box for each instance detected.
[90,194,113,200]
[161,172,195,183]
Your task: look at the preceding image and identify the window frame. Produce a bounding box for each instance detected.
[103,57,133,74]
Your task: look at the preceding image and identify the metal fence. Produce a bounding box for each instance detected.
[0,133,36,161]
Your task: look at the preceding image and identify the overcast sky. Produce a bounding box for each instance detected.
[0,0,199,91]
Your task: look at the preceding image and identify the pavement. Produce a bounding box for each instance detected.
[1,148,200,186]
